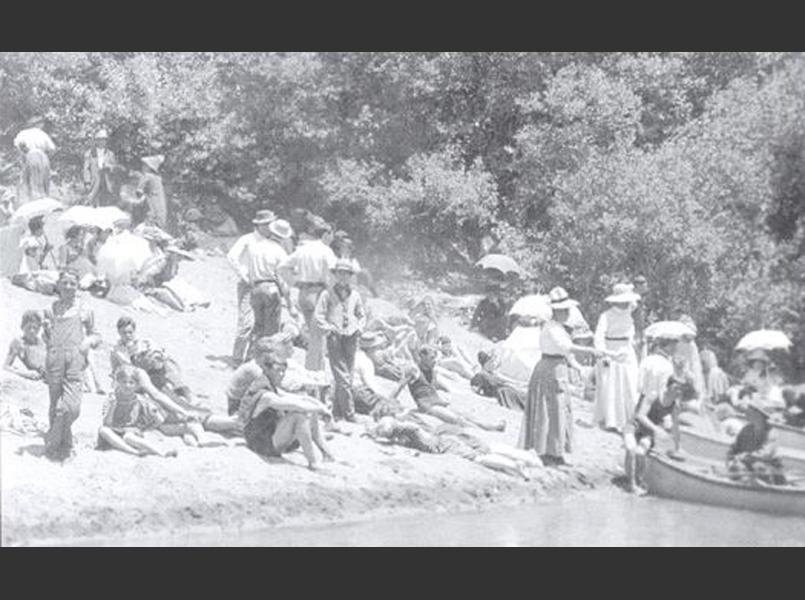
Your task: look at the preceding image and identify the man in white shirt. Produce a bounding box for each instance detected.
[283,218,336,372]
[82,129,119,207]
[14,116,56,205]
[227,211,297,364]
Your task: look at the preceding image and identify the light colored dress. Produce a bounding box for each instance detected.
[518,320,574,458]
[593,307,639,431]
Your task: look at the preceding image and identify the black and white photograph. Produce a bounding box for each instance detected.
[1,51,804,547]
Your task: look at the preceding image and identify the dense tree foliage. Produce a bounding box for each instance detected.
[1,52,803,374]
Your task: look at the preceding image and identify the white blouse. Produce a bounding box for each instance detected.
[540,321,574,357]
[594,308,635,351]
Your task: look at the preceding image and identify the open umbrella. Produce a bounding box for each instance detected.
[9,198,64,225]
[475,254,522,277]
[59,205,131,231]
[95,231,152,285]
[645,321,696,340]
[509,294,551,321]
[736,330,792,352]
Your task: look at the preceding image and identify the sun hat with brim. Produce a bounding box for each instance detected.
[141,155,165,173]
[331,259,356,274]
[605,283,641,304]
[184,208,203,222]
[644,321,695,340]
[252,209,277,225]
[94,129,109,139]
[548,286,575,310]
[267,219,293,240]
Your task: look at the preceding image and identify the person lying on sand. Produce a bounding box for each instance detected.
[130,342,239,437]
[97,366,179,457]
[4,310,47,382]
[470,350,526,412]
[391,346,506,432]
[352,344,404,420]
[364,416,540,480]
[358,330,412,382]
[239,349,334,470]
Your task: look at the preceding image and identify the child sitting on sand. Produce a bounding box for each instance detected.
[391,346,506,432]
[4,310,47,382]
[97,366,178,457]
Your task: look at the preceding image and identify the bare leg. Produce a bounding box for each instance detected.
[123,431,177,457]
[203,413,242,434]
[426,406,505,432]
[475,454,530,480]
[98,427,142,456]
[309,414,334,461]
[486,442,542,467]
[273,413,318,469]
[624,450,637,492]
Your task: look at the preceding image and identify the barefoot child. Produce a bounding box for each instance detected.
[97,366,178,457]
[4,310,47,382]
[41,270,102,461]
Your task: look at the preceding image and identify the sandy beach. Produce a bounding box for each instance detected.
[0,249,625,546]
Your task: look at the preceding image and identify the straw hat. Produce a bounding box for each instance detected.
[252,209,277,225]
[605,283,641,304]
[331,259,356,274]
[141,155,165,173]
[94,129,109,140]
[548,286,575,310]
[267,219,293,240]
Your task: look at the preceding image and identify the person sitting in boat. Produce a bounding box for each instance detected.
[782,385,805,428]
[726,401,786,486]
[470,350,526,411]
[623,334,687,493]
[730,349,785,413]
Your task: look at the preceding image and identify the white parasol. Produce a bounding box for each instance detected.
[9,198,64,225]
[95,231,152,285]
[475,253,522,277]
[509,294,552,321]
[645,321,697,340]
[735,330,792,352]
[59,205,131,231]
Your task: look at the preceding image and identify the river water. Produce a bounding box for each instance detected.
[89,491,805,546]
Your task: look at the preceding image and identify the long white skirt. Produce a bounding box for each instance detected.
[593,339,638,431]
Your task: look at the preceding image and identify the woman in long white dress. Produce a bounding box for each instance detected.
[593,283,641,433]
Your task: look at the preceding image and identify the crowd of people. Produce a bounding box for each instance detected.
[3,117,805,494]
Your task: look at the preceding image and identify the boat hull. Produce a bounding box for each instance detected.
[645,453,805,517]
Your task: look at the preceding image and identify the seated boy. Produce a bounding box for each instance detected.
[4,310,47,382]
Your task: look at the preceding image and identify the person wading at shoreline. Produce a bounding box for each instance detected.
[284,218,337,372]
[519,287,610,466]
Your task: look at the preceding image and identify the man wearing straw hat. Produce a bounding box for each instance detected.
[83,129,119,207]
[226,210,297,364]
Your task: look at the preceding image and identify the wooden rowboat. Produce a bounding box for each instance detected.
[645,453,805,517]
[680,428,805,473]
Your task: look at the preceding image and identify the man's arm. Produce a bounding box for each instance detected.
[4,340,42,381]
[135,368,192,419]
[313,291,333,332]
[256,390,330,415]
[354,293,367,332]
[226,235,250,281]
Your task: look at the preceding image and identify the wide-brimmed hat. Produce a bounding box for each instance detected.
[548,286,575,310]
[252,209,277,225]
[606,283,641,304]
[331,258,356,274]
[267,219,293,240]
[94,129,109,139]
[141,155,165,173]
[360,331,388,350]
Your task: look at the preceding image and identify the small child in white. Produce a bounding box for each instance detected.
[97,366,178,457]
